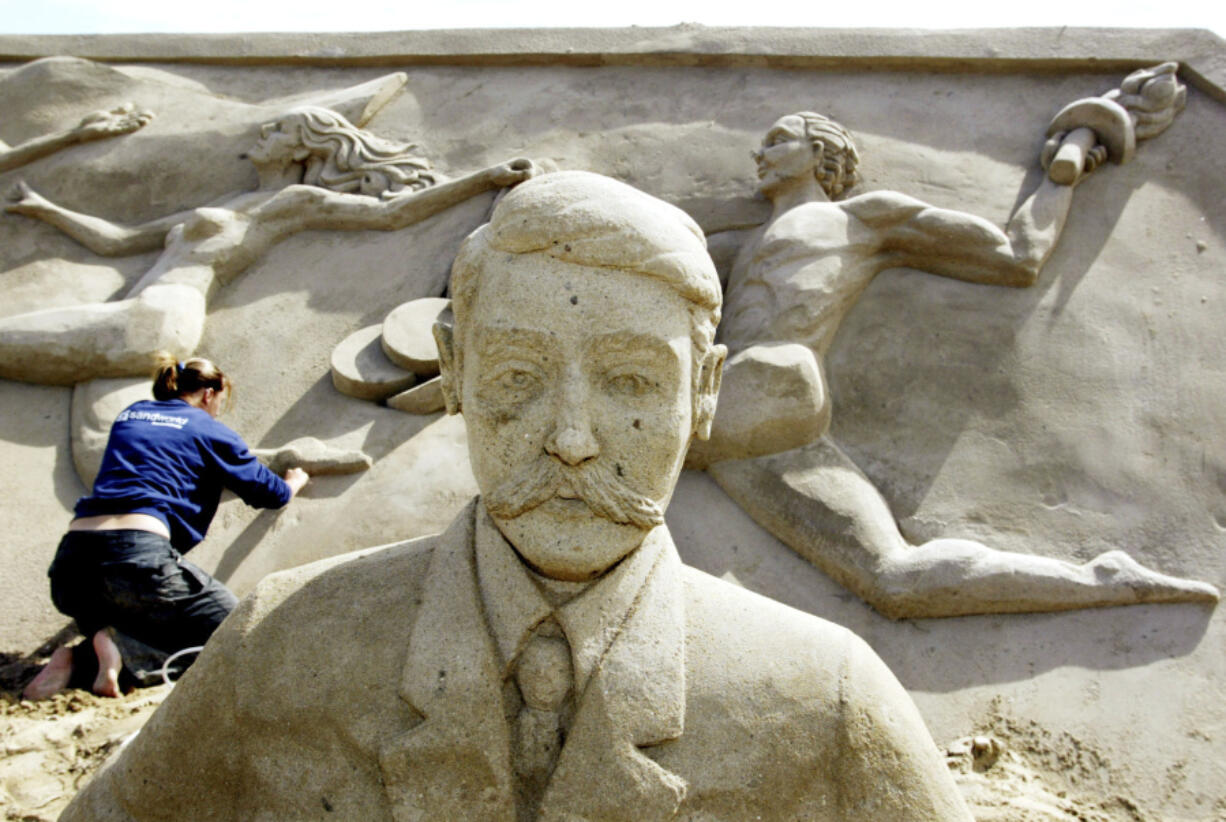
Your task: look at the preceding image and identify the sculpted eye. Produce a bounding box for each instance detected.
[478,366,542,416]
[496,369,540,392]
[605,372,655,397]
[476,362,544,418]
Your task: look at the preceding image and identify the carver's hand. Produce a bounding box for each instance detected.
[284,467,309,497]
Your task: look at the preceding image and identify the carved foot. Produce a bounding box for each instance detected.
[4,180,52,216]
[1087,550,1220,604]
[75,103,154,139]
[253,436,373,475]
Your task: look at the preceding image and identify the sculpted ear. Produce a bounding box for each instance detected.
[692,344,726,441]
[433,322,461,415]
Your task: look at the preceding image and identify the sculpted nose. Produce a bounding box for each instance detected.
[546,420,599,466]
[545,383,600,466]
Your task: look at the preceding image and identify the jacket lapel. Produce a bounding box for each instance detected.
[378,502,517,821]
[539,534,688,821]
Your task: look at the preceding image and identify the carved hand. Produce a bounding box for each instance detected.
[73,103,154,140]
[1041,134,1109,180]
[488,158,539,188]
[1042,64,1184,186]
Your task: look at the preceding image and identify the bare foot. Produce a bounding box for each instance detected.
[22,645,74,700]
[92,629,123,698]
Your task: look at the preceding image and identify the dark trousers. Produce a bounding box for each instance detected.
[48,529,237,658]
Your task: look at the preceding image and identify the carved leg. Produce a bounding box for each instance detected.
[0,283,204,385]
[708,437,1219,619]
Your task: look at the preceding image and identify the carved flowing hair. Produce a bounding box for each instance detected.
[792,111,860,199]
[280,106,438,198]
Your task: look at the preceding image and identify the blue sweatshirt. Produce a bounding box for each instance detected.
[75,399,291,551]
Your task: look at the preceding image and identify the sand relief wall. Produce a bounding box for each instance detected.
[0,28,1224,819]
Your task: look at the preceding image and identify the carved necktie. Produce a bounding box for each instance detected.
[512,617,574,818]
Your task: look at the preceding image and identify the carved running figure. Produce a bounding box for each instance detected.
[693,64,1218,618]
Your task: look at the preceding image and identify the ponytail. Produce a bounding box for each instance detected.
[151,352,233,410]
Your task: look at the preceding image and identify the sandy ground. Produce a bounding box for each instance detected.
[1,650,168,822]
[1,647,1164,822]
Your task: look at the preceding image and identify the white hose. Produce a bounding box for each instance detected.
[160,645,204,686]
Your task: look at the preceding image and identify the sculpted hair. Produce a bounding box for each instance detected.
[151,352,233,410]
[450,171,722,363]
[280,106,437,198]
[792,111,860,199]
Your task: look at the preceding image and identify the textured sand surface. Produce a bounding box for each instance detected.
[1,31,1223,818]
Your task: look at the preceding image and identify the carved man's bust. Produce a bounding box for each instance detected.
[61,171,971,822]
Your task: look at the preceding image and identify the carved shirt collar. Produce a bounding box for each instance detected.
[474,500,666,696]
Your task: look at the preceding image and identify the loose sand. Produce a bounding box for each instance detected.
[2,647,1160,822]
[2,650,168,821]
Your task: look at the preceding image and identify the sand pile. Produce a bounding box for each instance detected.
[947,710,1155,822]
[1,668,168,822]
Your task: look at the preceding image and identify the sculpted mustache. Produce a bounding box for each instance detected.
[484,458,665,530]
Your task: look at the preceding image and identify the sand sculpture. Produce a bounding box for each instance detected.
[2,33,1224,821]
[0,97,534,387]
[0,102,151,173]
[60,171,973,821]
[1,68,531,485]
[686,64,1219,618]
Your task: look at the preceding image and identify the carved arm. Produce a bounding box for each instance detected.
[858,182,1076,289]
[863,63,1184,290]
[284,159,538,233]
[0,104,151,174]
[5,181,191,256]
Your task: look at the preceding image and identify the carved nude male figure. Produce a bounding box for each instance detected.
[61,171,972,821]
[691,65,1218,618]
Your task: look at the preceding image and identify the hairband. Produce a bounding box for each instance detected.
[175,361,185,374]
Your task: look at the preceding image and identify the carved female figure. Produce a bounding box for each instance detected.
[1,106,534,385]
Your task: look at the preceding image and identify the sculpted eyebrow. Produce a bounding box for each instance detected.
[474,328,552,357]
[586,331,677,358]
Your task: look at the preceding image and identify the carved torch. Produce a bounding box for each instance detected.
[1043,62,1186,185]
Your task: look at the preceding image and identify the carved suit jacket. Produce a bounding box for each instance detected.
[61,499,971,821]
